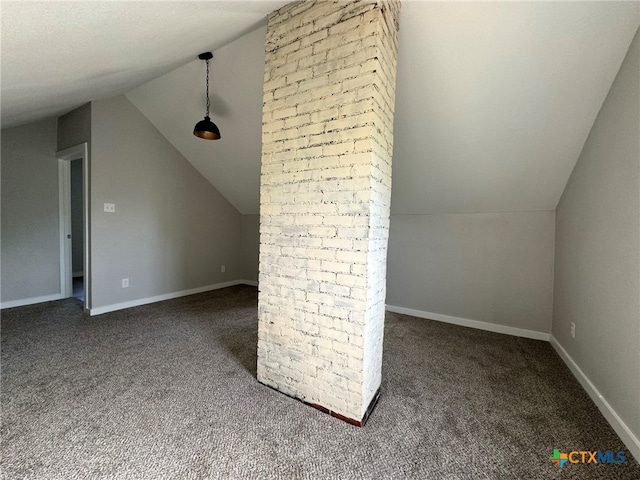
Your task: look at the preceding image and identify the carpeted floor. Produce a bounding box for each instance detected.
[2,285,638,479]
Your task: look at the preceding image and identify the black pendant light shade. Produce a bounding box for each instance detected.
[194,116,221,140]
[193,52,221,140]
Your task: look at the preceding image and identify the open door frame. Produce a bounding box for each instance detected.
[57,143,90,312]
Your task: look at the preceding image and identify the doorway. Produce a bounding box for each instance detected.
[57,143,90,311]
[70,159,84,301]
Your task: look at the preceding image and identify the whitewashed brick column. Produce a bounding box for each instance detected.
[257,0,400,425]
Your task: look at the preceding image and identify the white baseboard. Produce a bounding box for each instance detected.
[1,293,65,310]
[550,336,640,461]
[89,280,258,316]
[385,305,550,341]
[242,279,258,287]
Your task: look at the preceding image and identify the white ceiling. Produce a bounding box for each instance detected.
[2,1,639,215]
[127,24,268,215]
[393,1,639,214]
[1,1,288,128]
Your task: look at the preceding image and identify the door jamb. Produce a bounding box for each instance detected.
[57,143,90,312]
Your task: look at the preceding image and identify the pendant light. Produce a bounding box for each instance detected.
[193,52,221,140]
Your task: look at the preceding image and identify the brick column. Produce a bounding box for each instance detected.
[257,0,400,425]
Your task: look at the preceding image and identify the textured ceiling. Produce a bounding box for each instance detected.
[3,1,639,215]
[0,0,289,128]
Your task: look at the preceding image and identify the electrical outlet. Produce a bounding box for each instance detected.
[104,203,116,213]
[570,322,575,339]
[122,278,129,288]
[221,265,226,273]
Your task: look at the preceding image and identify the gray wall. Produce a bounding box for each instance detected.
[553,29,639,440]
[238,205,557,335]
[1,118,61,303]
[387,212,555,333]
[57,103,91,151]
[89,95,242,309]
[241,214,259,282]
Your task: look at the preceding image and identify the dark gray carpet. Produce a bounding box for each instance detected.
[2,285,638,479]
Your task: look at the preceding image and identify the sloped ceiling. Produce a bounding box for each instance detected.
[3,1,640,216]
[392,1,639,214]
[127,25,268,215]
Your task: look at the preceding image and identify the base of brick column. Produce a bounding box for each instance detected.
[259,382,382,427]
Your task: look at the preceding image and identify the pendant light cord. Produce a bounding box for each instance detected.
[205,58,210,118]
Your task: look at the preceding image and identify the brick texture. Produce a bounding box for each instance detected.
[257,0,400,422]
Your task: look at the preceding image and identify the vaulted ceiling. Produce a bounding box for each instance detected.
[3,1,639,215]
